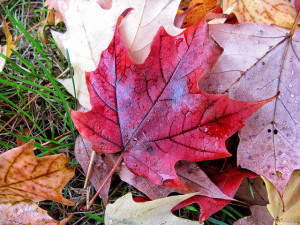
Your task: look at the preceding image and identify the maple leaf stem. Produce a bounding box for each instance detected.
[87,151,125,208]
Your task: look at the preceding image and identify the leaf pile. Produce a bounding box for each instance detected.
[1,0,299,224]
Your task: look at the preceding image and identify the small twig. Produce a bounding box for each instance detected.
[87,151,125,209]
[83,150,96,189]
[12,21,43,46]
[33,130,71,150]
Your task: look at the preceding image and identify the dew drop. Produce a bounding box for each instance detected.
[291,94,295,98]
[289,84,293,88]
[204,128,208,132]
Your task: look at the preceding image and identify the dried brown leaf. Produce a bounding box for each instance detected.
[75,135,233,206]
[198,23,299,193]
[235,177,268,206]
[233,205,273,225]
[0,140,75,206]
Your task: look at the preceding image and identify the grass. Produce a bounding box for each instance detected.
[0,1,254,224]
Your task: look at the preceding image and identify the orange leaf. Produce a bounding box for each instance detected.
[179,0,218,28]
[0,140,75,206]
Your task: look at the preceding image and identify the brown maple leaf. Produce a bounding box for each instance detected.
[198,22,299,193]
[0,140,75,205]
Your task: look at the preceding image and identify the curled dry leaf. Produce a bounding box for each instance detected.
[0,16,13,72]
[172,161,257,222]
[105,192,202,225]
[223,0,298,28]
[48,0,182,109]
[262,170,300,225]
[44,0,67,25]
[0,201,72,225]
[233,205,273,225]
[0,140,75,205]
[71,18,274,190]
[75,135,233,206]
[75,135,114,206]
[235,177,269,206]
[199,23,300,193]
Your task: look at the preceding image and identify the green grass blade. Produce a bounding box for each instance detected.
[0,94,47,138]
[84,213,104,223]
[34,51,76,142]
[220,208,237,220]
[207,217,228,225]
[226,205,244,218]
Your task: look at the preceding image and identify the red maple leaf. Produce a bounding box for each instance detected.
[71,19,274,190]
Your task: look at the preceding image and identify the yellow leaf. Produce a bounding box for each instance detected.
[223,0,297,29]
[262,170,300,225]
[0,140,75,206]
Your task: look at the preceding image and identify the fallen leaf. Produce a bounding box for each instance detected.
[233,205,273,225]
[198,23,299,193]
[16,129,31,147]
[104,192,202,225]
[262,170,300,225]
[71,19,273,189]
[119,0,182,64]
[0,140,75,205]
[172,160,257,222]
[178,0,218,28]
[223,0,297,28]
[179,0,193,10]
[39,10,55,43]
[49,0,129,109]
[0,16,13,72]
[44,0,67,25]
[49,0,182,109]
[235,177,269,206]
[0,201,72,225]
[75,135,234,205]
